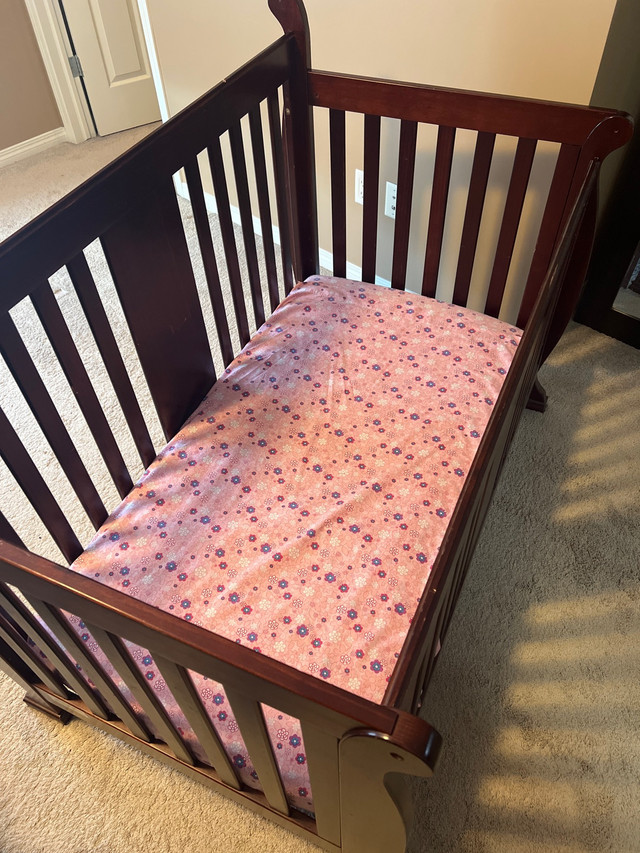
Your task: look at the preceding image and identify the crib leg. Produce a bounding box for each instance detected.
[526,377,547,413]
[23,692,72,724]
[339,720,441,853]
[0,638,72,724]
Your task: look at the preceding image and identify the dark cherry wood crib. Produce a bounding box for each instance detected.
[0,1,632,850]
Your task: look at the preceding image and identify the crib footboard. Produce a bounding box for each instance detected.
[0,539,439,853]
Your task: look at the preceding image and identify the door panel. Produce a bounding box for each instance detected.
[61,0,160,135]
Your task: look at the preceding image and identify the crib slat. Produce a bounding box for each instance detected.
[208,136,252,348]
[362,114,381,283]
[229,121,266,330]
[31,283,133,500]
[484,137,537,317]
[517,143,581,327]
[421,125,456,298]
[248,105,280,314]
[225,687,290,815]
[0,582,109,718]
[453,131,496,306]
[329,109,347,278]
[0,606,69,698]
[101,179,215,442]
[0,510,25,549]
[391,120,418,290]
[26,596,152,741]
[267,91,295,294]
[0,407,82,563]
[0,314,107,531]
[66,252,156,469]
[87,625,195,765]
[183,158,234,367]
[154,657,242,789]
[300,721,341,845]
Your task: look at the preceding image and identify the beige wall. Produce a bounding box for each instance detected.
[148,0,616,114]
[146,0,279,117]
[0,0,61,150]
[147,0,617,315]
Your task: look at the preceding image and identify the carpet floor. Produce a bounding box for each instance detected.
[0,128,639,853]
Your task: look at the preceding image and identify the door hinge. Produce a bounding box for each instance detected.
[68,54,84,78]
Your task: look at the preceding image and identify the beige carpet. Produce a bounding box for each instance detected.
[1,130,639,853]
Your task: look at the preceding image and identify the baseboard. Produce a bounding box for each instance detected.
[317,249,391,288]
[174,177,391,288]
[0,127,67,169]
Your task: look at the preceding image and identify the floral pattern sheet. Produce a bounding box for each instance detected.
[67,276,521,812]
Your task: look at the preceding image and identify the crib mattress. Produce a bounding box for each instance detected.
[67,276,520,810]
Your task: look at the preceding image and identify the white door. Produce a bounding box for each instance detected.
[60,0,160,136]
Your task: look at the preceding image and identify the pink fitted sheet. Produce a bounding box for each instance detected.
[66,276,521,811]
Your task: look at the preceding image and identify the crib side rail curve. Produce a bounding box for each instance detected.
[0,538,440,852]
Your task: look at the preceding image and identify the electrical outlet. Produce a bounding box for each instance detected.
[385,181,397,219]
[355,169,364,205]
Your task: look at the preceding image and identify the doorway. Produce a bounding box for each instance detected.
[25,0,161,141]
[56,0,160,136]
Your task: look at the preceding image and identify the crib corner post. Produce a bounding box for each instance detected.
[338,716,441,853]
[268,0,311,64]
[269,0,319,281]
[540,174,600,366]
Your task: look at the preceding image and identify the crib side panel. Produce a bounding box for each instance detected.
[384,164,599,711]
[0,538,440,852]
[0,36,298,564]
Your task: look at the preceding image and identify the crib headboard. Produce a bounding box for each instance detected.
[270,0,631,360]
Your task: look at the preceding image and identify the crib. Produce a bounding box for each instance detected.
[0,1,632,850]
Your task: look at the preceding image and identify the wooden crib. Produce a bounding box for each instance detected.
[0,1,632,850]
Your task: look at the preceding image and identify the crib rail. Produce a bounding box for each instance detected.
[275,0,631,347]
[0,35,295,304]
[309,71,629,144]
